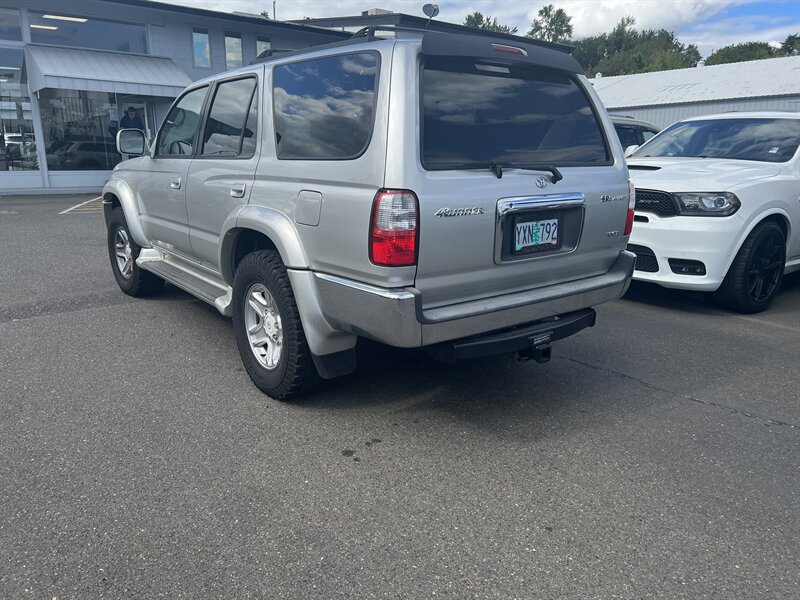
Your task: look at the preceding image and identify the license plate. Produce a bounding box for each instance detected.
[515,218,559,252]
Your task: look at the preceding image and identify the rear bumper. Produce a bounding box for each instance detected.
[313,250,634,348]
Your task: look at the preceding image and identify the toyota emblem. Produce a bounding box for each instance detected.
[535,176,548,188]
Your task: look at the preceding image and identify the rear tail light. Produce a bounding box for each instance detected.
[369,189,418,266]
[624,179,635,236]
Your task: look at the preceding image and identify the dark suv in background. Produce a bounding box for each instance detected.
[610,115,660,151]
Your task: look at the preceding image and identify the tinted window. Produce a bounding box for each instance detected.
[422,58,608,169]
[193,29,211,68]
[634,118,800,163]
[29,12,146,53]
[614,125,639,148]
[241,88,259,157]
[273,53,379,160]
[642,128,658,142]
[157,86,208,156]
[201,77,258,157]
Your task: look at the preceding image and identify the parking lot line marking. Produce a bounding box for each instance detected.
[59,196,103,215]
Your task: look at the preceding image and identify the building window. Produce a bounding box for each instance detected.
[39,89,121,171]
[0,49,39,171]
[274,53,379,160]
[192,28,211,68]
[256,36,271,58]
[0,8,22,41]
[225,33,242,69]
[28,12,147,54]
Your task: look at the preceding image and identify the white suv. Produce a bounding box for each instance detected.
[626,112,800,313]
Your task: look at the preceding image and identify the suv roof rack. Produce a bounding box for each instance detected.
[350,24,574,54]
[350,25,429,39]
[248,26,576,67]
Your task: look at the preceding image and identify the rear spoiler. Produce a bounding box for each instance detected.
[420,31,583,74]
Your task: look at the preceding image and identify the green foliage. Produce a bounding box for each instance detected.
[462,11,518,35]
[572,16,700,77]
[527,4,573,43]
[706,41,776,65]
[781,34,799,55]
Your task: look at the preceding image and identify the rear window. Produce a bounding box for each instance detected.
[273,52,379,160]
[421,58,609,170]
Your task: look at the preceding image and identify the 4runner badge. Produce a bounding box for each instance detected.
[434,207,486,218]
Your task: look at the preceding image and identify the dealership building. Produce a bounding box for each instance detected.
[0,0,346,193]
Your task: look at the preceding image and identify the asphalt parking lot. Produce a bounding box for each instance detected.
[1,193,798,599]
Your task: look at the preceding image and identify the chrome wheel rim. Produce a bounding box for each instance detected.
[748,232,784,303]
[244,283,283,370]
[114,227,134,279]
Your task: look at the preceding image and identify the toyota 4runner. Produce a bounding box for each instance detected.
[105,28,636,399]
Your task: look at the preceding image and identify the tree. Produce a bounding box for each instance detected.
[527,4,573,43]
[780,34,799,55]
[572,16,700,77]
[705,42,775,65]
[462,11,518,35]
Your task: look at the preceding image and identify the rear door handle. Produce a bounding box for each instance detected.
[170,177,181,189]
[230,183,246,198]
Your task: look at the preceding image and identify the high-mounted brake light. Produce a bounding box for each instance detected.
[369,190,419,266]
[491,43,528,57]
[624,179,635,236]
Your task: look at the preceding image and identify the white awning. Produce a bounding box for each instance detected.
[25,45,192,98]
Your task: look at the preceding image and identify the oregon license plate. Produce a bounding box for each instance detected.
[515,218,559,252]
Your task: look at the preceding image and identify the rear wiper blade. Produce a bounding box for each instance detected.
[488,162,563,183]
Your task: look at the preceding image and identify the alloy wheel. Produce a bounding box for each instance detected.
[244,283,283,370]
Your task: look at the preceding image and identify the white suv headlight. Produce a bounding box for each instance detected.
[673,192,740,217]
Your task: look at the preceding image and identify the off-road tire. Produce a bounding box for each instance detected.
[711,220,786,314]
[107,207,164,296]
[232,250,320,400]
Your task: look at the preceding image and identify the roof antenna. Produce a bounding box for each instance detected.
[422,3,439,28]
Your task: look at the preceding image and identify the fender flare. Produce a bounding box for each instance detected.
[102,177,149,248]
[219,204,310,285]
[721,207,793,276]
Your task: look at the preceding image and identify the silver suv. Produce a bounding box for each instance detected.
[105,29,635,399]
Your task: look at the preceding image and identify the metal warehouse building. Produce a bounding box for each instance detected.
[590,56,800,129]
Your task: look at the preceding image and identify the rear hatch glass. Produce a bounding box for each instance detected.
[421,57,610,169]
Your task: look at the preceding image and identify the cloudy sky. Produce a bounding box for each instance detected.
[166,0,799,58]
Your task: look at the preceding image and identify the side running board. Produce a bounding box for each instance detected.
[137,249,233,316]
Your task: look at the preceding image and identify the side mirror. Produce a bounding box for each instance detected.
[624,144,639,158]
[117,128,146,157]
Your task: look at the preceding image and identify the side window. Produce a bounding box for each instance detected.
[241,85,259,157]
[642,128,658,142]
[201,77,258,158]
[614,125,638,149]
[273,52,379,160]
[157,86,208,156]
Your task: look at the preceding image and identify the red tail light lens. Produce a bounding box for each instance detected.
[369,189,418,266]
[624,179,635,236]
